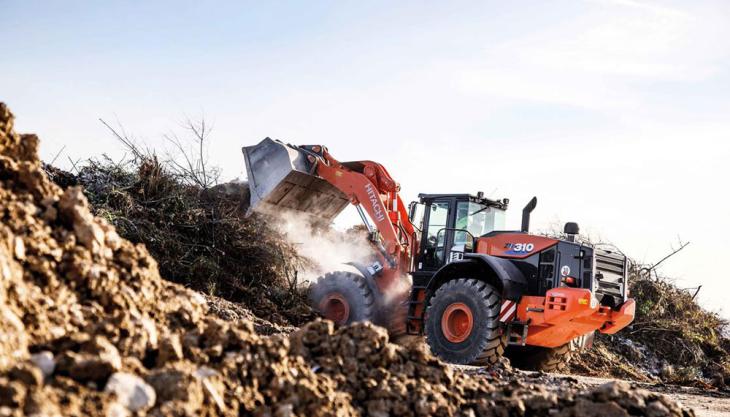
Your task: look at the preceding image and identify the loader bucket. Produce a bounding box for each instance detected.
[242,138,350,223]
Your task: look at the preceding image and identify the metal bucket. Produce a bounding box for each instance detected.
[242,138,349,223]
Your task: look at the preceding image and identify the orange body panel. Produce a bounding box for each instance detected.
[476,233,558,259]
[516,288,635,348]
[600,299,636,335]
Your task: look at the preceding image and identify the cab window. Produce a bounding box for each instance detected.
[454,201,505,244]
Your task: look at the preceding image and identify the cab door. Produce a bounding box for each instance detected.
[417,198,455,271]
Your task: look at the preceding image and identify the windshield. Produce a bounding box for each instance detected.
[455,201,505,243]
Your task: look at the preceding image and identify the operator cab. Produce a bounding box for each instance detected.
[409,193,509,271]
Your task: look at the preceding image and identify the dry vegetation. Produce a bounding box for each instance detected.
[571,253,730,390]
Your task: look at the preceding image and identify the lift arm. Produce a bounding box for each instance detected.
[310,145,416,275]
[242,138,418,282]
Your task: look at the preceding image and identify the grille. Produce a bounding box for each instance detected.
[594,249,627,306]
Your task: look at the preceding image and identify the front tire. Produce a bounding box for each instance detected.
[309,271,374,325]
[506,342,576,372]
[425,278,506,365]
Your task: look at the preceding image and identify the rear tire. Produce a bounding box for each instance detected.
[506,342,576,372]
[425,278,506,365]
[309,271,374,325]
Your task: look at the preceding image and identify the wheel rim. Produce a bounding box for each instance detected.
[319,293,350,325]
[441,302,473,343]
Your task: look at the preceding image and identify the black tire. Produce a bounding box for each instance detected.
[506,342,576,372]
[382,298,408,338]
[309,271,374,325]
[425,278,506,365]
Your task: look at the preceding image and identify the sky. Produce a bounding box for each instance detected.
[2,1,729,317]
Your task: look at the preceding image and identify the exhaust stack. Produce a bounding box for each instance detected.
[521,196,537,232]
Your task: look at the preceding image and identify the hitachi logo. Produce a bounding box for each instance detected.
[365,183,386,222]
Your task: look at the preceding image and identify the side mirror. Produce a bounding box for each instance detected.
[408,201,416,221]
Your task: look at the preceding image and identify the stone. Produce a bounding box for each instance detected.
[593,380,632,402]
[56,344,121,384]
[157,334,183,366]
[146,368,204,408]
[30,351,56,379]
[105,372,156,412]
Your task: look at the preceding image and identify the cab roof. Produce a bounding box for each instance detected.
[417,193,509,210]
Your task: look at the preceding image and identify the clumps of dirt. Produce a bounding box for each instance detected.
[0,102,696,416]
[204,293,295,336]
[291,321,695,417]
[571,272,730,391]
[43,154,314,327]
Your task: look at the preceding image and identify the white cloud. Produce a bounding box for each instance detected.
[450,0,729,113]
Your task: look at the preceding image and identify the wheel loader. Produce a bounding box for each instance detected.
[242,138,636,370]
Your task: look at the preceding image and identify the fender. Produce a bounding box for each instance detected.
[425,254,527,301]
[345,262,382,297]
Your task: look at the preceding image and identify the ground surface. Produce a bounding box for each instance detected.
[563,374,730,417]
[455,365,730,416]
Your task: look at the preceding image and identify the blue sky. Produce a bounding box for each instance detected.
[3,1,730,317]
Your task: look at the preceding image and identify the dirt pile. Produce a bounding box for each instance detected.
[43,153,313,327]
[0,103,695,416]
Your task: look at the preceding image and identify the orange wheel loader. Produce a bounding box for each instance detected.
[242,138,636,370]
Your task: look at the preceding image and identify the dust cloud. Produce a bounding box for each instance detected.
[270,210,378,283]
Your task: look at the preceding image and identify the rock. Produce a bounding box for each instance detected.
[30,351,55,378]
[56,339,122,383]
[13,237,24,260]
[593,380,632,402]
[62,353,119,383]
[146,367,204,408]
[106,402,130,417]
[105,372,156,412]
[646,400,671,417]
[569,398,629,417]
[58,187,107,254]
[194,367,225,412]
[157,334,183,366]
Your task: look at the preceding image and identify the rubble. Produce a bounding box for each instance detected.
[0,102,697,416]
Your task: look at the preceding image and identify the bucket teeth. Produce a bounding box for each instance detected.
[242,138,349,222]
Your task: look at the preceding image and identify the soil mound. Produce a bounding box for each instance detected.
[0,103,693,416]
[44,153,314,327]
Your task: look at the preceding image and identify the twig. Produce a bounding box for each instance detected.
[99,118,144,160]
[50,145,66,165]
[652,240,690,271]
[639,240,690,280]
[67,156,82,174]
[691,285,702,301]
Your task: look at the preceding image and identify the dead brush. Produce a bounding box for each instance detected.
[562,237,730,388]
[627,267,730,386]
